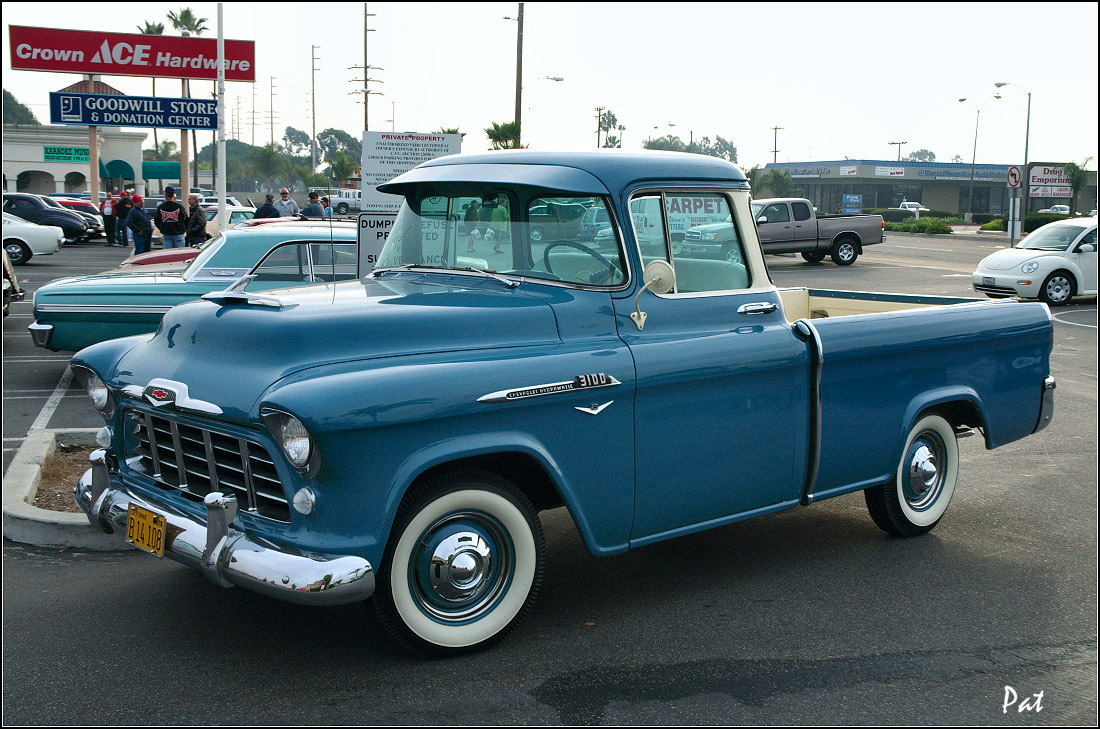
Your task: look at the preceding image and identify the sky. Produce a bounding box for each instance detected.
[3,2,1098,170]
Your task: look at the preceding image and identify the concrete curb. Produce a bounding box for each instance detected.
[2,428,127,550]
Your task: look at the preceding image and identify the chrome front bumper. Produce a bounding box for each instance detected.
[75,450,374,606]
[28,322,52,348]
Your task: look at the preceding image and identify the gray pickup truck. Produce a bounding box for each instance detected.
[751,197,885,265]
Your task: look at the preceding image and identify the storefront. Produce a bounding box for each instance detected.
[2,124,147,196]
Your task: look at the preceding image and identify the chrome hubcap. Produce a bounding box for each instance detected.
[1047,277,1070,302]
[410,511,512,622]
[903,431,946,510]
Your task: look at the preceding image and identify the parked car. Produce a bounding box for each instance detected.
[748,197,885,264]
[577,204,612,240]
[1037,205,1070,215]
[29,221,359,351]
[897,201,930,213]
[198,195,245,208]
[70,150,1054,656]
[3,212,65,265]
[204,206,257,238]
[972,218,1097,305]
[3,192,92,244]
[36,194,105,239]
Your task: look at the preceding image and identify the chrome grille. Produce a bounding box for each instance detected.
[129,411,290,522]
[685,230,701,240]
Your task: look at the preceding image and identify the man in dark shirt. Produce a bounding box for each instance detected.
[113,192,133,247]
[254,193,281,219]
[301,191,324,218]
[186,194,208,247]
[154,187,188,248]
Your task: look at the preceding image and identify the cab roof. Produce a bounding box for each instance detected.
[379,150,749,198]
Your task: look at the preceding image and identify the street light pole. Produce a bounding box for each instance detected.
[996,82,1031,244]
[889,140,907,161]
[959,95,1001,222]
[503,5,524,147]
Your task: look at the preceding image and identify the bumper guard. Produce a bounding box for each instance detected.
[75,450,374,606]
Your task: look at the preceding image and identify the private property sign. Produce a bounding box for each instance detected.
[50,92,217,130]
[9,26,255,82]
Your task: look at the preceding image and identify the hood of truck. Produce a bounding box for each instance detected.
[104,274,562,420]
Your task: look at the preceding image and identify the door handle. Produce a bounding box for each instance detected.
[737,301,778,315]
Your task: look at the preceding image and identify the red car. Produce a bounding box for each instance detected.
[54,198,104,217]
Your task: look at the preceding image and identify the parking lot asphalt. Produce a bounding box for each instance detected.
[2,232,1096,724]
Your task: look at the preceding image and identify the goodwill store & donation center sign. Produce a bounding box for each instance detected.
[50,92,216,130]
[10,26,255,82]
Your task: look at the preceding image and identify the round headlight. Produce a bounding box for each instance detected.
[85,372,109,411]
[1021,260,1040,274]
[280,415,313,468]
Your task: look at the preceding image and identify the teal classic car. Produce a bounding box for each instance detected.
[29,221,357,351]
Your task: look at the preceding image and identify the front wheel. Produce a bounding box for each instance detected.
[1039,270,1075,306]
[801,250,827,264]
[865,414,959,537]
[4,240,31,266]
[830,238,858,266]
[335,203,350,215]
[374,470,545,656]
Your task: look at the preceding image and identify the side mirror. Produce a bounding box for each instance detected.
[630,260,676,331]
[757,216,768,224]
[1078,243,1095,253]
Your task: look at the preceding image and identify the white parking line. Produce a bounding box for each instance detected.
[1053,312,1098,329]
[29,367,73,431]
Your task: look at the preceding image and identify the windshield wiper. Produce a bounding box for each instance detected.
[372,264,520,288]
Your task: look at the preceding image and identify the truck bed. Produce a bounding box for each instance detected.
[778,287,1006,322]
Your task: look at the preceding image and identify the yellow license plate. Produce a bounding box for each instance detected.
[126,504,166,558]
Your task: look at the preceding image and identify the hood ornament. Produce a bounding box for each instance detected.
[121,378,223,415]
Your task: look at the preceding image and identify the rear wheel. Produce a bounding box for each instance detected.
[865,414,958,537]
[4,240,31,265]
[335,202,350,215]
[1039,270,1075,306]
[801,250,827,264]
[830,237,858,266]
[374,470,545,656]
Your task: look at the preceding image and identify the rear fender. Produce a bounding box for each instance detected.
[900,387,990,450]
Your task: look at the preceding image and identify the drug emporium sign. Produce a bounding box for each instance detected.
[50,92,217,130]
[1029,165,1072,198]
[9,26,255,82]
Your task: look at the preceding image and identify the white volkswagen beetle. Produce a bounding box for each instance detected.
[973,219,1097,306]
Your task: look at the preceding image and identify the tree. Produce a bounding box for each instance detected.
[696,135,738,163]
[743,164,764,192]
[758,169,795,198]
[317,128,362,162]
[248,143,288,191]
[904,148,936,162]
[485,121,523,150]
[598,110,622,148]
[137,21,165,152]
[167,8,208,188]
[166,8,208,34]
[324,151,358,186]
[1061,157,1094,216]
[283,127,312,157]
[3,90,38,125]
[950,154,964,164]
[641,134,688,153]
[435,127,466,139]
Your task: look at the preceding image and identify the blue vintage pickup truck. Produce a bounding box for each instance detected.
[72,151,1055,656]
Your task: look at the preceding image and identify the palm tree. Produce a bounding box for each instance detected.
[435,127,466,139]
[137,21,165,154]
[248,143,287,192]
[167,8,209,190]
[485,121,522,150]
[325,152,358,187]
[1061,157,1094,216]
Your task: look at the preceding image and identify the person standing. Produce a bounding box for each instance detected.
[126,195,154,255]
[301,191,324,218]
[154,187,187,249]
[273,188,299,217]
[486,195,510,254]
[464,200,481,251]
[114,191,133,247]
[186,194,208,247]
[100,189,117,247]
[320,196,332,218]
[254,193,280,219]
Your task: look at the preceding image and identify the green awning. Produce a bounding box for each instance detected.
[98,160,110,178]
[106,159,135,179]
[142,160,181,180]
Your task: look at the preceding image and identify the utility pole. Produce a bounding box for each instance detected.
[268,76,277,146]
[889,140,907,161]
[348,6,378,131]
[251,84,256,146]
[771,125,783,163]
[515,3,523,147]
[311,45,320,171]
[595,107,604,148]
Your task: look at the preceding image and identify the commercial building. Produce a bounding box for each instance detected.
[3,123,147,196]
[761,159,1096,215]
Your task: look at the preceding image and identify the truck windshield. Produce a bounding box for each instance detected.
[1016,224,1087,251]
[376,188,626,287]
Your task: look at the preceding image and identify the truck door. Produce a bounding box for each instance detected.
[755,202,796,253]
[790,200,821,253]
[614,191,810,544]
